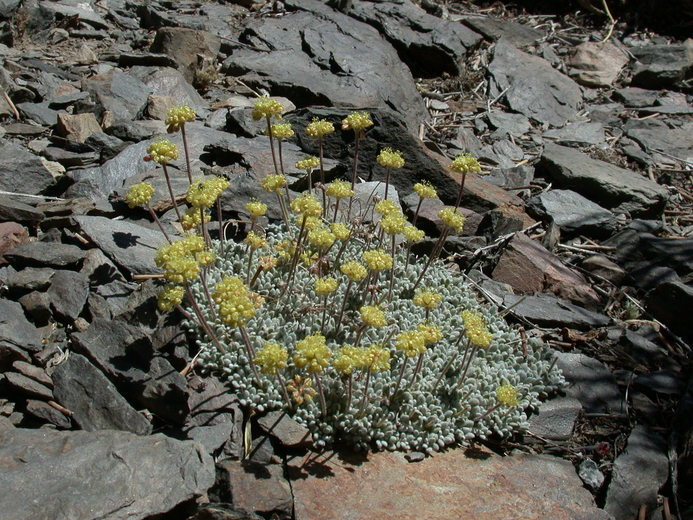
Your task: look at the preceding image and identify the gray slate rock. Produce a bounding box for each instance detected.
[554,352,625,415]
[3,241,86,268]
[0,139,56,195]
[488,111,531,137]
[459,15,542,47]
[52,353,152,435]
[527,189,617,238]
[346,0,482,77]
[82,69,151,122]
[631,42,693,90]
[605,425,668,520]
[634,370,684,396]
[25,399,71,428]
[0,0,20,19]
[257,411,312,448]
[0,299,43,352]
[646,281,693,343]
[0,428,214,520]
[578,458,605,491]
[37,0,109,30]
[2,371,52,399]
[150,27,222,83]
[538,143,668,217]
[17,101,61,126]
[613,87,660,108]
[543,121,605,147]
[47,270,89,322]
[623,118,692,166]
[489,40,582,127]
[220,1,426,132]
[0,196,45,223]
[6,266,54,291]
[528,396,581,441]
[503,293,610,331]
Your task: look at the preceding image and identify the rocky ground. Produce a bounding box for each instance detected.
[0,0,691,519]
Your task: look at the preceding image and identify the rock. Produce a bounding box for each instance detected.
[0,139,56,194]
[3,241,86,269]
[543,121,605,147]
[554,352,624,415]
[133,67,206,112]
[488,40,582,127]
[567,41,629,87]
[459,15,542,48]
[257,411,312,448]
[630,41,693,89]
[2,371,52,399]
[578,458,605,491]
[53,353,152,435]
[37,0,109,30]
[216,461,293,520]
[74,215,167,276]
[82,69,151,122]
[613,87,659,108]
[346,0,482,77]
[17,101,60,126]
[0,428,215,520]
[290,450,611,519]
[528,396,581,441]
[24,399,71,428]
[186,376,240,456]
[538,143,669,217]
[55,113,101,143]
[580,255,626,285]
[605,425,668,519]
[146,94,177,120]
[0,299,43,352]
[0,343,31,371]
[18,290,52,323]
[502,293,610,330]
[527,189,617,238]
[0,222,28,263]
[12,360,51,387]
[220,1,426,132]
[150,27,222,83]
[0,0,20,19]
[634,370,684,396]
[74,42,98,65]
[46,270,89,322]
[492,234,600,307]
[188,504,264,520]
[646,281,693,343]
[487,111,531,138]
[352,181,400,223]
[623,118,692,167]
[0,196,45,223]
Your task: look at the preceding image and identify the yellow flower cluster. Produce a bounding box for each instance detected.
[395,330,427,357]
[275,239,296,262]
[181,207,210,231]
[438,207,466,233]
[413,181,437,199]
[380,213,407,235]
[244,231,267,250]
[212,276,256,328]
[496,384,519,407]
[412,290,442,310]
[325,179,354,199]
[302,216,320,230]
[360,305,387,328]
[376,148,405,169]
[252,97,283,120]
[362,249,393,271]
[417,322,442,345]
[157,285,184,312]
[294,333,330,373]
[165,105,195,132]
[342,111,373,133]
[259,255,278,271]
[315,277,339,295]
[331,222,351,241]
[254,342,288,375]
[147,139,179,164]
[340,261,367,281]
[269,122,294,140]
[290,193,322,219]
[461,310,493,349]
[308,227,336,249]
[449,153,481,175]
[374,200,399,217]
[125,181,154,208]
[261,174,287,193]
[306,117,335,138]
[333,346,366,374]
[287,375,316,404]
[295,156,320,172]
[362,344,390,371]
[155,235,212,283]
[186,177,229,208]
[246,199,268,218]
[402,224,425,243]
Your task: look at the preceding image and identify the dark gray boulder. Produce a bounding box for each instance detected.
[527,189,617,238]
[0,299,43,353]
[0,139,56,195]
[46,270,90,322]
[503,293,611,331]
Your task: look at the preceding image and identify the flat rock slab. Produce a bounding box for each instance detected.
[0,139,56,195]
[538,143,668,217]
[0,428,214,520]
[0,298,43,353]
[528,396,582,441]
[527,189,616,238]
[554,352,624,415]
[74,215,167,276]
[503,293,610,330]
[290,450,612,520]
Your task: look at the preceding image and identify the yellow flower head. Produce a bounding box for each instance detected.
[195,249,216,267]
[246,199,268,218]
[333,346,366,375]
[286,375,316,405]
[360,305,387,328]
[293,333,330,373]
[412,290,442,310]
[125,181,154,208]
[413,181,437,199]
[438,207,466,233]
[295,156,320,172]
[212,276,256,328]
[315,277,339,296]
[325,179,354,199]
[341,111,373,133]
[180,207,210,231]
[244,231,267,250]
[362,249,393,271]
[331,222,351,241]
[376,148,405,169]
[268,122,294,140]
[302,216,321,230]
[363,344,390,371]
[496,384,519,407]
[254,342,288,375]
[261,174,287,193]
[290,193,322,219]
[147,139,179,164]
[252,96,283,120]
[461,310,493,349]
[307,227,336,250]
[417,322,442,345]
[340,261,367,281]
[259,256,278,271]
[165,105,195,132]
[306,117,335,138]
[449,153,482,175]
[155,235,207,283]
[380,213,407,235]
[395,330,427,357]
[157,285,184,312]
[374,199,399,217]
[186,177,228,208]
[402,224,425,243]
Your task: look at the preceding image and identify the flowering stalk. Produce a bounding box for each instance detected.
[412,198,422,227]
[275,371,293,409]
[146,202,172,243]
[161,163,182,221]
[180,125,193,184]
[334,279,353,337]
[357,367,372,416]
[239,326,261,383]
[314,373,328,416]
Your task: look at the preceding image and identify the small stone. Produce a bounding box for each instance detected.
[580,256,626,285]
[257,411,312,448]
[6,267,55,291]
[2,371,53,400]
[18,291,52,324]
[56,113,102,143]
[11,360,51,388]
[568,41,629,87]
[75,42,98,65]
[0,197,45,223]
[554,352,624,415]
[24,399,71,429]
[634,370,683,396]
[3,241,86,268]
[217,461,293,519]
[578,458,605,491]
[527,189,616,238]
[0,299,43,352]
[46,270,89,322]
[528,396,581,441]
[146,95,177,120]
[405,451,426,462]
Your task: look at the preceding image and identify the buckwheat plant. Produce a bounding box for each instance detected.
[158,100,563,453]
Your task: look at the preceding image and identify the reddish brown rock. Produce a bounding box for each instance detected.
[289,450,612,520]
[56,113,102,143]
[217,460,292,519]
[0,222,28,264]
[491,234,600,307]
